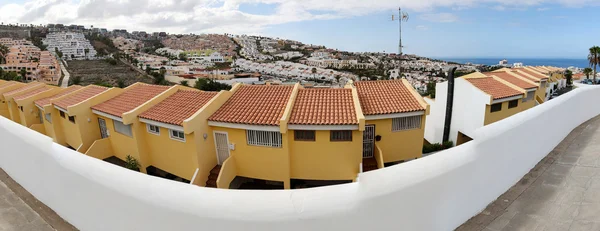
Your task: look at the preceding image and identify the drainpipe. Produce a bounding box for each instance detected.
[442,67,458,143]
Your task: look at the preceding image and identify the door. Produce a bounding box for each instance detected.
[98,118,109,139]
[214,131,230,165]
[363,125,375,158]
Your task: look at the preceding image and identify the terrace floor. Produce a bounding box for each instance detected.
[0,169,76,231]
[458,115,600,231]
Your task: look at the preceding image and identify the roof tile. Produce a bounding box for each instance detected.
[13,87,52,101]
[485,72,537,90]
[466,77,523,100]
[3,82,44,97]
[208,85,293,126]
[289,88,357,125]
[516,68,549,81]
[91,84,170,117]
[53,85,108,110]
[139,90,218,126]
[354,80,425,115]
[34,85,83,107]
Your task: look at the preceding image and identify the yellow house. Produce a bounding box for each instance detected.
[51,85,115,151]
[11,84,62,131]
[511,67,550,102]
[136,88,221,184]
[86,83,172,172]
[2,82,46,123]
[34,85,84,142]
[484,71,538,112]
[207,84,297,189]
[0,81,26,118]
[354,80,429,165]
[461,74,528,126]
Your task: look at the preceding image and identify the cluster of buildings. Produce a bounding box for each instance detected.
[111,36,143,53]
[0,38,61,84]
[234,59,357,84]
[43,32,97,60]
[161,34,237,57]
[301,50,375,69]
[0,64,566,189]
[233,35,274,61]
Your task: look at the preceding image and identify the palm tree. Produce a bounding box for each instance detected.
[588,46,600,84]
[584,68,593,79]
[311,67,317,82]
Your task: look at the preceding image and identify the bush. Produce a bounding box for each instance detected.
[125,155,140,172]
[423,141,454,154]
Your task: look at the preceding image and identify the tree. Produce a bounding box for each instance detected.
[70,76,82,85]
[565,70,573,86]
[161,60,167,65]
[19,68,27,81]
[194,78,231,91]
[84,48,89,55]
[180,80,189,87]
[125,155,140,171]
[334,75,341,85]
[117,79,126,88]
[311,67,317,81]
[0,44,8,64]
[178,53,187,61]
[584,67,593,79]
[588,46,600,84]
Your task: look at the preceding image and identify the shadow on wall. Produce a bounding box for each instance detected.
[0,83,599,231]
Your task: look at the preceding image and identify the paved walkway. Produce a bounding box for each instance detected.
[0,169,76,231]
[59,60,70,88]
[459,115,600,231]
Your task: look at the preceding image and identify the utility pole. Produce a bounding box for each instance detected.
[392,8,409,79]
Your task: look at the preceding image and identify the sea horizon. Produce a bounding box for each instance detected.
[432,57,589,68]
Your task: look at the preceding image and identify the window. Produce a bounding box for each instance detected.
[523,92,534,103]
[392,116,422,131]
[18,106,23,112]
[169,129,185,141]
[59,111,65,118]
[45,113,52,123]
[68,116,76,124]
[246,130,282,148]
[114,120,133,137]
[490,103,502,113]
[330,130,352,142]
[147,124,160,135]
[294,130,315,141]
[508,100,518,109]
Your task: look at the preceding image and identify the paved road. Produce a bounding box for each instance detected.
[59,60,70,88]
[459,115,600,231]
[0,178,54,230]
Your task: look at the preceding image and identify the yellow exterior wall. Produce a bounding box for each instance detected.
[15,88,61,127]
[211,126,291,188]
[289,130,361,181]
[141,124,199,181]
[217,156,237,189]
[40,107,57,142]
[53,109,83,149]
[0,83,24,119]
[98,115,139,162]
[366,115,426,163]
[85,138,114,160]
[484,98,533,125]
[28,123,46,135]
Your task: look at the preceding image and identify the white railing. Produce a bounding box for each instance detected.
[0,84,599,231]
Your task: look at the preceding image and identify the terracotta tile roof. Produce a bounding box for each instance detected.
[34,85,83,107]
[13,87,52,101]
[91,84,170,117]
[139,90,218,126]
[0,82,18,90]
[289,88,357,125]
[466,77,523,100]
[517,68,549,81]
[354,80,425,115]
[3,82,43,97]
[485,72,537,90]
[54,85,108,110]
[209,85,293,126]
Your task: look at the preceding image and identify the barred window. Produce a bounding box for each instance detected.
[392,116,421,132]
[294,130,315,141]
[246,130,282,148]
[114,120,133,137]
[330,130,352,142]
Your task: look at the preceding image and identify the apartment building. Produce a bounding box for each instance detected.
[43,32,97,60]
[425,72,534,146]
[511,67,552,100]
[34,85,83,142]
[0,45,61,84]
[0,38,32,46]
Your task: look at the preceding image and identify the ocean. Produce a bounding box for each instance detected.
[435,58,589,69]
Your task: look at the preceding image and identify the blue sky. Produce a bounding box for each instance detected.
[1,0,599,59]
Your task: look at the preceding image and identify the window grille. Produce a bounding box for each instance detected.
[246,130,282,148]
[392,116,421,131]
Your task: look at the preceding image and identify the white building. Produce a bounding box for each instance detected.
[187,52,225,63]
[43,32,97,60]
[155,47,183,57]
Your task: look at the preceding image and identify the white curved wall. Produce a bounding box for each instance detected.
[0,85,599,231]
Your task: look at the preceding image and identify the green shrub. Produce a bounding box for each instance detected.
[423,141,454,154]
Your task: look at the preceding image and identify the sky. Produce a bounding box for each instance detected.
[0,0,599,58]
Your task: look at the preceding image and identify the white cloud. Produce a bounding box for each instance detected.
[419,13,458,23]
[537,7,550,11]
[415,25,429,30]
[0,0,597,35]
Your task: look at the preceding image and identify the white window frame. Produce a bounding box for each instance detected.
[147,124,160,135]
[169,129,186,142]
[113,120,133,137]
[246,130,282,148]
[392,115,422,132]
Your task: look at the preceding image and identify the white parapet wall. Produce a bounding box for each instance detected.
[0,85,599,231]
